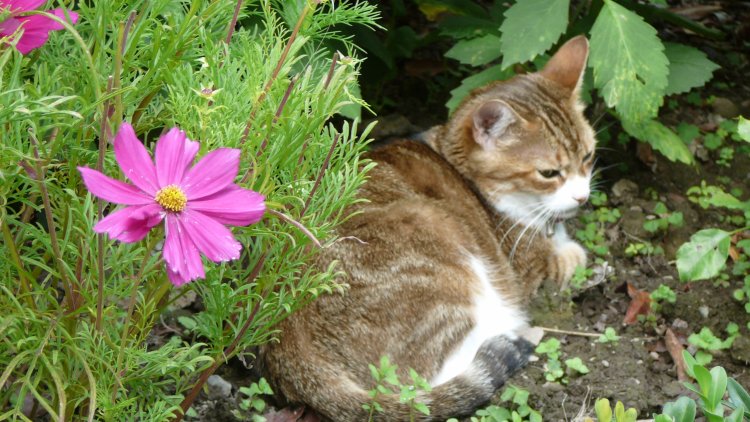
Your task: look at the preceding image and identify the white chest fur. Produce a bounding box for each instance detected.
[431,255,527,386]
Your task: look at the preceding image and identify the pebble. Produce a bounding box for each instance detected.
[650,352,660,360]
[206,375,232,400]
[699,306,709,318]
[712,97,740,119]
[602,360,610,368]
[611,179,639,202]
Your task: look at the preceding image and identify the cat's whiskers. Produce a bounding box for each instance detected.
[498,202,548,248]
[509,205,551,262]
[523,208,558,254]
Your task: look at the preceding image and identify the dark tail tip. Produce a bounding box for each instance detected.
[473,335,534,389]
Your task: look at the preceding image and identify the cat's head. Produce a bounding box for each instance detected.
[441,36,596,228]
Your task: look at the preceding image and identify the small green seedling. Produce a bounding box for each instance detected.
[589,398,637,422]
[687,325,738,365]
[625,241,663,257]
[364,356,432,422]
[643,202,683,233]
[237,378,274,417]
[598,327,620,344]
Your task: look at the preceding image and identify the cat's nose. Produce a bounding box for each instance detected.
[573,194,588,204]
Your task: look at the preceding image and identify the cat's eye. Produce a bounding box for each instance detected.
[583,151,594,162]
[538,169,561,179]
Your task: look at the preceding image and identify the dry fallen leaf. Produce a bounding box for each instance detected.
[665,328,688,382]
[623,283,651,325]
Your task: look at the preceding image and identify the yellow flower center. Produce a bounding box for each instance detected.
[154,185,187,212]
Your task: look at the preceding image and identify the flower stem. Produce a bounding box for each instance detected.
[266,209,322,248]
[29,131,76,312]
[174,265,268,421]
[224,0,244,45]
[95,76,115,332]
[302,132,340,217]
[240,1,317,145]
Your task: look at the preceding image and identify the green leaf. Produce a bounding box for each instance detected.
[447,64,516,113]
[682,350,697,379]
[595,398,612,422]
[663,43,720,95]
[564,357,590,374]
[622,119,694,164]
[726,406,745,422]
[662,396,697,422]
[707,366,728,408]
[738,116,750,142]
[177,316,197,331]
[498,0,570,69]
[676,229,731,282]
[413,402,430,416]
[590,0,668,122]
[439,15,501,39]
[727,378,750,414]
[445,34,503,66]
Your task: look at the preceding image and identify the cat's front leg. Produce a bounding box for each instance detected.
[549,222,587,288]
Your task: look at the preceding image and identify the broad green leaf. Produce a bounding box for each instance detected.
[590,0,668,122]
[622,119,694,164]
[445,34,503,66]
[676,229,730,282]
[664,43,720,95]
[662,396,697,422]
[499,0,569,69]
[564,357,590,374]
[653,415,673,422]
[726,406,745,422]
[439,15,501,39]
[727,378,750,414]
[738,116,750,142]
[682,350,697,379]
[595,398,612,422]
[447,64,515,113]
[707,367,728,409]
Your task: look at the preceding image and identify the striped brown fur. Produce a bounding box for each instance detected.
[259,36,595,421]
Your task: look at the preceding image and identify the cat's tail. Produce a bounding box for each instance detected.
[287,335,533,421]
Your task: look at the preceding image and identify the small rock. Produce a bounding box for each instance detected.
[650,351,660,360]
[206,375,232,400]
[611,179,639,203]
[621,208,651,240]
[672,319,688,330]
[712,97,740,119]
[602,360,610,368]
[663,381,685,397]
[698,306,709,318]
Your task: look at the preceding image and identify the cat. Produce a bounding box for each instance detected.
[259,35,595,421]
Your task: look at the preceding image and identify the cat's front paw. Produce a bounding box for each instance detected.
[550,224,587,287]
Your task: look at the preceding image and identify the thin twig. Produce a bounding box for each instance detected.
[323,52,339,90]
[538,326,601,338]
[225,0,244,45]
[266,209,322,248]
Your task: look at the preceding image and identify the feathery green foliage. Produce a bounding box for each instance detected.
[0,0,378,419]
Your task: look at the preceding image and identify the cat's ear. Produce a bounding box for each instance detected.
[472,100,523,149]
[540,35,589,96]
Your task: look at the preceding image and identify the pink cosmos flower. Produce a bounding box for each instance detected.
[0,0,79,55]
[78,123,266,286]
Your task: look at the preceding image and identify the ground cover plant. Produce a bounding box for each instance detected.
[0,0,378,419]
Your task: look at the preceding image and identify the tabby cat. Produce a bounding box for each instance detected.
[260,36,595,421]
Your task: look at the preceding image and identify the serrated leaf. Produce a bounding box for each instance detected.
[622,119,694,164]
[439,15,501,39]
[676,229,730,282]
[590,0,668,122]
[664,43,720,95]
[662,396,697,422]
[445,34,503,66]
[499,0,569,69]
[446,64,515,113]
[738,116,750,142]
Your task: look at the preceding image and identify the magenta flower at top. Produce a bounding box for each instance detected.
[78,123,266,286]
[0,0,79,55]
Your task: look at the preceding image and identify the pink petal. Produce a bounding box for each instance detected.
[0,18,21,35]
[163,215,205,286]
[11,10,78,54]
[188,186,265,226]
[154,127,199,187]
[47,8,79,28]
[0,0,46,13]
[114,123,159,195]
[93,204,163,243]
[182,148,240,200]
[78,167,153,205]
[180,209,242,263]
